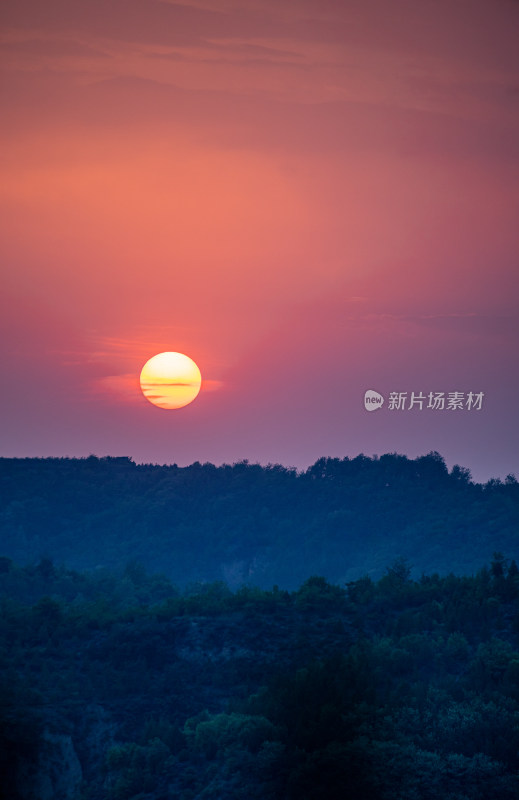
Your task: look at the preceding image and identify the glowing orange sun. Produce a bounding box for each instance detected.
[140,352,202,409]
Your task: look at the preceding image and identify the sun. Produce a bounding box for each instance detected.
[140,352,202,409]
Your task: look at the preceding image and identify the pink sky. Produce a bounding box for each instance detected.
[1,0,518,481]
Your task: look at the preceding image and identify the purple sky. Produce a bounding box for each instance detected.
[1,0,518,481]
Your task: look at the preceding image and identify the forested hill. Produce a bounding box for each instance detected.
[0,452,518,588]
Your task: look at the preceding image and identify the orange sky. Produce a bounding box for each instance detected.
[1,0,518,480]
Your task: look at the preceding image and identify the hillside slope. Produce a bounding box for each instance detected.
[0,452,517,588]
[1,560,519,799]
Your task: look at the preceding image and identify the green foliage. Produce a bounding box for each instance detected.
[2,558,519,798]
[294,576,347,610]
[105,738,171,799]
[184,712,278,758]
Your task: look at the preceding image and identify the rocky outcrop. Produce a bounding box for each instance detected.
[16,730,82,800]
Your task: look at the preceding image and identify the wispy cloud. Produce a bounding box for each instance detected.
[91,369,223,405]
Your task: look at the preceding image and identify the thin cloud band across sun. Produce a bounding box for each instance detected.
[139,352,202,409]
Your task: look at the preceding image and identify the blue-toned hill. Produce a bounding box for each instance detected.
[0,452,517,588]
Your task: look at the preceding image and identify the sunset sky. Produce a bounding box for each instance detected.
[1,0,518,481]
